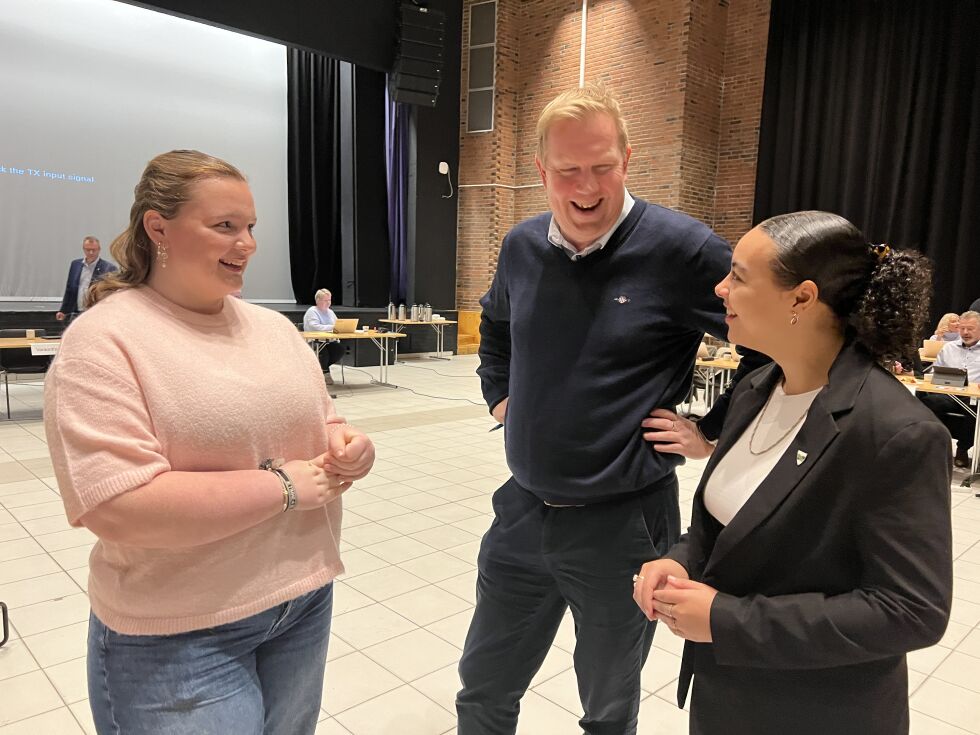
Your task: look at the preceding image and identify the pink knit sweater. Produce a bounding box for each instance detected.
[44,286,343,635]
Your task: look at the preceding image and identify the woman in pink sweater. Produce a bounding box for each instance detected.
[44,150,374,734]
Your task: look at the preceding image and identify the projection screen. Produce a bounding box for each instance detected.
[0,0,292,301]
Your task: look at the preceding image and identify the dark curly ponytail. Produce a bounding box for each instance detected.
[850,248,933,362]
[759,211,933,363]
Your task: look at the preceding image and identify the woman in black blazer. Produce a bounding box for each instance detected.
[634,211,953,734]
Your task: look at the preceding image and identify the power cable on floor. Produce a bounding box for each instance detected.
[395,362,479,379]
[338,366,484,406]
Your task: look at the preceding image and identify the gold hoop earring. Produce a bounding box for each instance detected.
[156,242,168,269]
[790,312,799,326]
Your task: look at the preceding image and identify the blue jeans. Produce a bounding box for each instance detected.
[88,583,333,735]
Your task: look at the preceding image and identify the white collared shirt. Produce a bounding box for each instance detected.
[935,339,980,384]
[77,258,99,312]
[548,191,635,260]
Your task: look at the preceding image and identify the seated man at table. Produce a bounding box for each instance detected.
[303,288,344,385]
[920,310,980,468]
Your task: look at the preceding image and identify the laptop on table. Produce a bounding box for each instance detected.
[921,339,944,359]
[332,318,359,334]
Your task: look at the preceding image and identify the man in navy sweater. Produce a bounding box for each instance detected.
[455,85,765,734]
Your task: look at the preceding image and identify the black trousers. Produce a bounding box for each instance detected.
[456,475,680,735]
[919,393,975,450]
[315,341,345,371]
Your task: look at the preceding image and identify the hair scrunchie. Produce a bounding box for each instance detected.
[869,243,891,261]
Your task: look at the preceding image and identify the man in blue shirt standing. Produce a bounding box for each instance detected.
[56,236,117,323]
[921,310,980,468]
[455,84,764,734]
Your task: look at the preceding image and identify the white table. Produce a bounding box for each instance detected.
[905,376,980,487]
[690,356,741,413]
[0,337,60,420]
[378,319,457,361]
[302,331,404,387]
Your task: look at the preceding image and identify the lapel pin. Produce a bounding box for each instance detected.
[796,450,807,466]
[614,295,630,304]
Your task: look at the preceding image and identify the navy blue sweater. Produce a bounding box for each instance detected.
[479,199,739,505]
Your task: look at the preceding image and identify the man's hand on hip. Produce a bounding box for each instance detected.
[491,397,508,424]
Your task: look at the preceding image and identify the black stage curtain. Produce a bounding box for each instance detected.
[286,49,343,305]
[352,69,392,308]
[754,0,980,320]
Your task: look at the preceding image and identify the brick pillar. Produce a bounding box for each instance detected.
[712,0,772,246]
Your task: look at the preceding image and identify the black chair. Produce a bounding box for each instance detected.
[0,329,52,420]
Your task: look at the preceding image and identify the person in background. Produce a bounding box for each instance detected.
[894,351,925,378]
[930,312,960,341]
[303,288,344,385]
[456,83,767,735]
[55,236,118,322]
[920,310,980,468]
[633,212,951,734]
[45,150,375,735]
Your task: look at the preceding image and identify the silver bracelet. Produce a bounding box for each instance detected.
[275,473,289,512]
[272,468,297,512]
[259,458,295,512]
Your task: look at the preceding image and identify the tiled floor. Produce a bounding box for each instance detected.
[1,355,979,733]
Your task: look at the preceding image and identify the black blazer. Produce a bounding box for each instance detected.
[666,342,953,735]
[59,258,117,315]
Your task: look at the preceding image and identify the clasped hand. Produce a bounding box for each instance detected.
[318,417,376,483]
[632,558,717,643]
[280,417,375,510]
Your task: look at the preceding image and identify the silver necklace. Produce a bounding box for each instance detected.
[748,387,811,455]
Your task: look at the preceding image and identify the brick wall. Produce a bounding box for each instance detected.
[713,0,772,246]
[456,0,772,309]
[455,0,521,309]
[680,0,728,223]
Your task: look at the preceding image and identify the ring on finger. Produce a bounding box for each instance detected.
[671,420,677,431]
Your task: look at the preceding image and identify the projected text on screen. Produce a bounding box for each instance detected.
[0,164,95,183]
